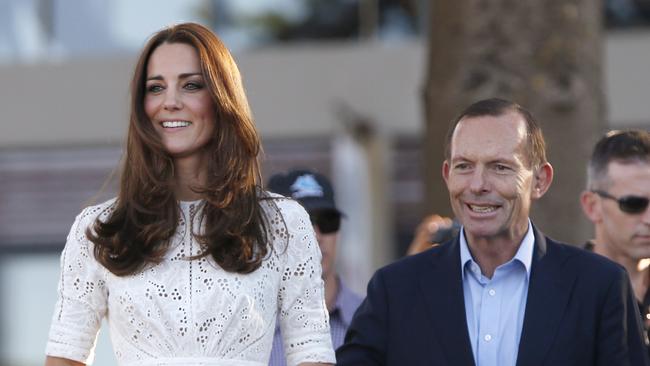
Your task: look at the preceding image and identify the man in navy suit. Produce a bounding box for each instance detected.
[336,98,649,366]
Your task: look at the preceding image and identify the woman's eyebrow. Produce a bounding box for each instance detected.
[179,72,202,79]
[145,72,202,82]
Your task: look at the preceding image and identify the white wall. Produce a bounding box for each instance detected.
[605,30,650,126]
[0,254,116,365]
[1,32,649,149]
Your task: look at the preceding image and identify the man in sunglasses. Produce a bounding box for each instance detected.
[266,169,363,366]
[580,129,650,351]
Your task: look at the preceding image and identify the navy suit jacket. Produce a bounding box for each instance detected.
[336,226,649,366]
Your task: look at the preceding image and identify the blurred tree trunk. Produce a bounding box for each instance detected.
[422,0,605,244]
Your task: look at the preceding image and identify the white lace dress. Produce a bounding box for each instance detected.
[45,195,335,366]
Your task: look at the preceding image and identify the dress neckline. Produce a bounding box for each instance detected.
[178,199,204,210]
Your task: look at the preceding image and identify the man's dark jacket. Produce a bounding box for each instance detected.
[336,226,649,366]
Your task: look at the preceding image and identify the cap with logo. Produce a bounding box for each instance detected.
[266,169,341,214]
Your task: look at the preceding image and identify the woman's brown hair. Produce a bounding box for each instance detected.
[88,22,270,276]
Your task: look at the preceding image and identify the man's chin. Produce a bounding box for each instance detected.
[462,222,500,238]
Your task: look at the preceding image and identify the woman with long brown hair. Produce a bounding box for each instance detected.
[45,23,334,366]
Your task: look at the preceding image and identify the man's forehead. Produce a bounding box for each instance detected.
[453,113,526,145]
[456,111,526,134]
[606,160,650,181]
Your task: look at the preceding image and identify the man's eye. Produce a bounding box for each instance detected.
[495,164,509,171]
[454,163,469,170]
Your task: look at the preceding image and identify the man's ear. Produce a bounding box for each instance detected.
[531,162,553,200]
[580,190,602,223]
[442,160,450,184]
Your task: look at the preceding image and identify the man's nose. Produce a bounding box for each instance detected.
[469,167,489,194]
[641,203,650,225]
[313,225,322,241]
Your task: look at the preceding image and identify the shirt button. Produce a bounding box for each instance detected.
[488,289,496,296]
[484,334,492,342]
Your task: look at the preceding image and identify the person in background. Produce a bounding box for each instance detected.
[266,169,363,366]
[580,129,650,351]
[336,98,649,365]
[406,214,455,255]
[44,23,334,366]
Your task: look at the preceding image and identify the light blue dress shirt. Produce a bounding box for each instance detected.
[459,220,534,366]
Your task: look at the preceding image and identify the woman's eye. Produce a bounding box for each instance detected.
[185,82,203,90]
[147,84,163,93]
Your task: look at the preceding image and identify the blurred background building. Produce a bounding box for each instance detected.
[1,0,649,364]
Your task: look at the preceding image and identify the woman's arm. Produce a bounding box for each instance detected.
[45,207,108,363]
[276,202,336,365]
[44,356,84,366]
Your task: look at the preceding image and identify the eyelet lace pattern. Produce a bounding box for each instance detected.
[45,194,335,366]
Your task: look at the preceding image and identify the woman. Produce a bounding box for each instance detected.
[45,23,335,366]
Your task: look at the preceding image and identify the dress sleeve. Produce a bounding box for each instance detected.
[45,206,109,364]
[276,201,335,366]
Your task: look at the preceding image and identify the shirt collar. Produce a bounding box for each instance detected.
[460,219,535,280]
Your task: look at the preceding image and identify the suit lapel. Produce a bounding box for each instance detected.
[516,228,577,366]
[418,239,476,366]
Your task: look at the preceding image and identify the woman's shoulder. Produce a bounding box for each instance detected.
[258,191,314,255]
[74,197,118,227]
[62,198,118,260]
[259,191,309,220]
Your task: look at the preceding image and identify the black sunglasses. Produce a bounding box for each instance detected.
[592,190,650,214]
[309,210,341,234]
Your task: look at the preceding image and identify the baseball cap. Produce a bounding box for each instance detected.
[266,169,341,214]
